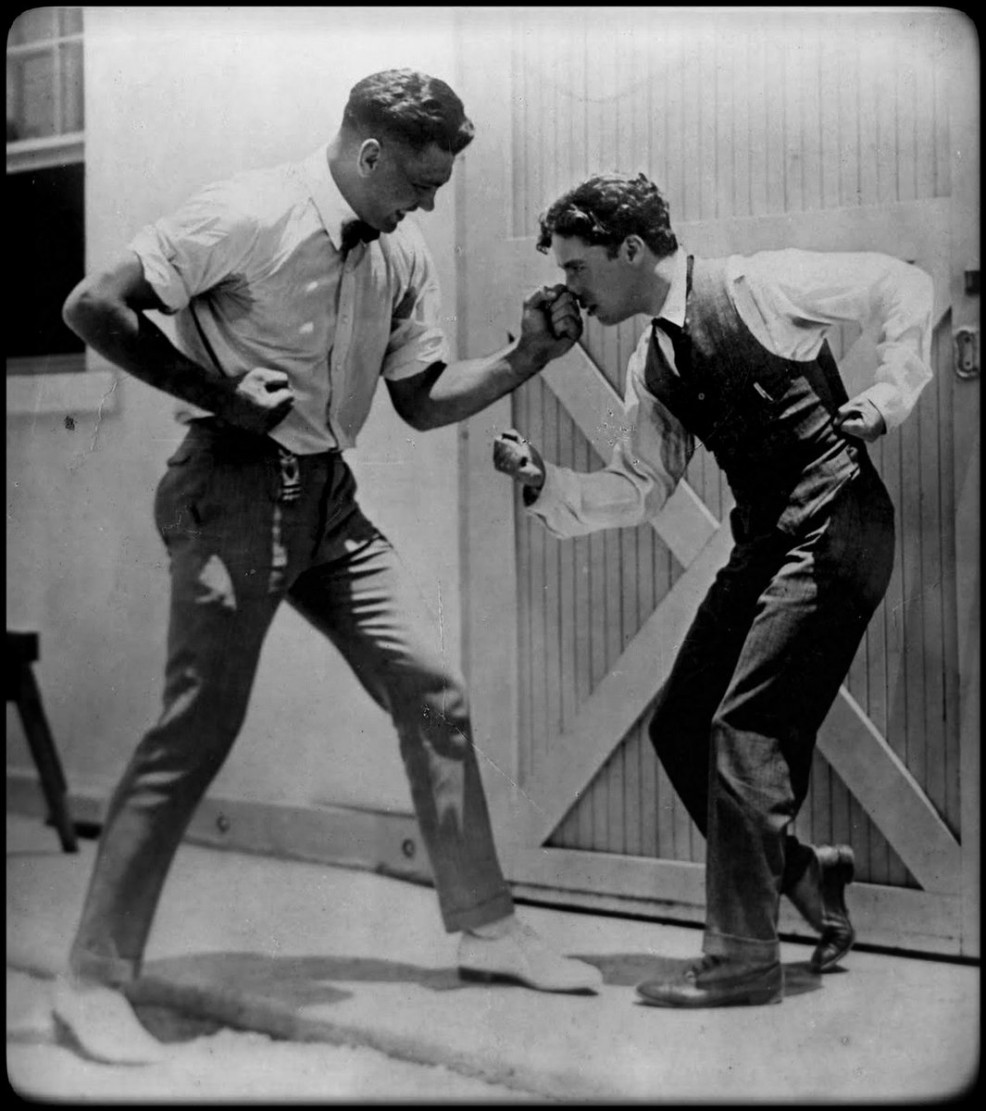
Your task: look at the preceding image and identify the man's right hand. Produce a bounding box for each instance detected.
[493,429,546,491]
[220,367,295,434]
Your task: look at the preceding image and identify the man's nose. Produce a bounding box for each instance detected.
[418,195,436,213]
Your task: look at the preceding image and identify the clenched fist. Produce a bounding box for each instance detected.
[517,284,583,367]
[493,429,546,491]
[220,367,295,435]
[834,396,886,442]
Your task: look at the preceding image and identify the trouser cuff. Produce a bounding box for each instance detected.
[68,943,140,988]
[703,928,780,965]
[441,890,515,934]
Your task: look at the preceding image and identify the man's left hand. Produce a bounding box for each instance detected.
[834,396,886,442]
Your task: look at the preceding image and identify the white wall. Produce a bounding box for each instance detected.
[7,6,466,813]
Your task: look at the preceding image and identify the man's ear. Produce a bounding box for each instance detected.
[357,138,382,178]
[622,235,646,264]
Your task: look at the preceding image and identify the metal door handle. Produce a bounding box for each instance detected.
[955,327,980,380]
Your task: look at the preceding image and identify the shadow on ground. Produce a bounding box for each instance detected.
[117,949,822,1043]
[573,952,824,998]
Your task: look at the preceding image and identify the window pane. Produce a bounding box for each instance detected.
[7,163,86,359]
[58,7,84,36]
[9,50,57,140]
[60,41,84,132]
[8,8,58,46]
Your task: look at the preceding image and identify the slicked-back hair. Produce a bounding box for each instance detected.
[342,68,475,155]
[537,173,678,258]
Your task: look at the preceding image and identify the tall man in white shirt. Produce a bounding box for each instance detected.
[494,172,934,1008]
[56,69,600,1063]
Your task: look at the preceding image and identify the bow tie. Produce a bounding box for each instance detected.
[340,218,380,254]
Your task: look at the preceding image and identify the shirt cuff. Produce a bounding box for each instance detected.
[523,461,560,515]
[856,381,905,431]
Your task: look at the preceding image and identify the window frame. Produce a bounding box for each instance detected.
[6,7,102,400]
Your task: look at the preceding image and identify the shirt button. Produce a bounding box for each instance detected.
[698,393,705,401]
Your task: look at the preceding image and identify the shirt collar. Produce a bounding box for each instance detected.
[299,145,361,252]
[655,247,688,329]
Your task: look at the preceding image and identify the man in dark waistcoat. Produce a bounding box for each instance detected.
[493,172,935,1008]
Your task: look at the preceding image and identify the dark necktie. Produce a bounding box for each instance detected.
[652,317,691,376]
[340,218,380,254]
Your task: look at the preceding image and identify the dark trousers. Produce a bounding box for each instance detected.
[70,420,513,986]
[648,466,895,963]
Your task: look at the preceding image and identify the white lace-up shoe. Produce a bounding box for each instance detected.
[457,920,603,993]
[51,976,169,1065]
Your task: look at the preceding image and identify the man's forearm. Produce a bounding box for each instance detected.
[64,295,234,413]
[403,343,549,430]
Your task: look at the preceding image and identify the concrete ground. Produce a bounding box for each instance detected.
[6,812,979,1104]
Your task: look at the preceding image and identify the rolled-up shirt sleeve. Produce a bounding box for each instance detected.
[730,249,935,430]
[381,224,450,380]
[527,344,694,539]
[128,181,259,313]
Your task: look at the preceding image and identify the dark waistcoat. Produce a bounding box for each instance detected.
[645,255,870,537]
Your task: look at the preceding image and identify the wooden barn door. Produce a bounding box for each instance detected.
[456,9,978,956]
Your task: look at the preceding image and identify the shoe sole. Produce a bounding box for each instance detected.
[458,967,600,994]
[636,986,783,1008]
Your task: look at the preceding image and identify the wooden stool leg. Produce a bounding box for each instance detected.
[13,663,78,853]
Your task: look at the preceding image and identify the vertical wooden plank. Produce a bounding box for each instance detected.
[913,353,947,824]
[634,526,657,857]
[800,16,822,213]
[857,39,881,205]
[574,437,593,711]
[911,25,936,200]
[543,394,563,760]
[558,420,578,738]
[782,13,805,214]
[818,26,841,210]
[878,30,900,205]
[599,520,623,848]
[680,26,701,222]
[748,26,769,216]
[510,18,525,237]
[666,24,687,225]
[884,425,912,888]
[895,23,919,203]
[567,14,588,189]
[698,19,718,220]
[899,406,928,828]
[828,770,852,867]
[847,794,874,884]
[730,21,751,219]
[640,732,659,858]
[526,380,547,784]
[934,322,961,835]
[764,19,786,215]
[932,27,951,197]
[514,386,534,787]
[837,30,861,206]
[649,20,670,199]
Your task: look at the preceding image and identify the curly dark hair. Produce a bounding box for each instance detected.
[536,173,678,258]
[342,69,475,155]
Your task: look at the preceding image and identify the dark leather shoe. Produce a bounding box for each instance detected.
[788,844,856,973]
[636,955,782,1008]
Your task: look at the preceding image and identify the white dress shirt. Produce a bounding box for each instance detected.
[529,247,935,539]
[130,145,449,454]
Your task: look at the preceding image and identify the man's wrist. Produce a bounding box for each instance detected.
[507,340,550,380]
